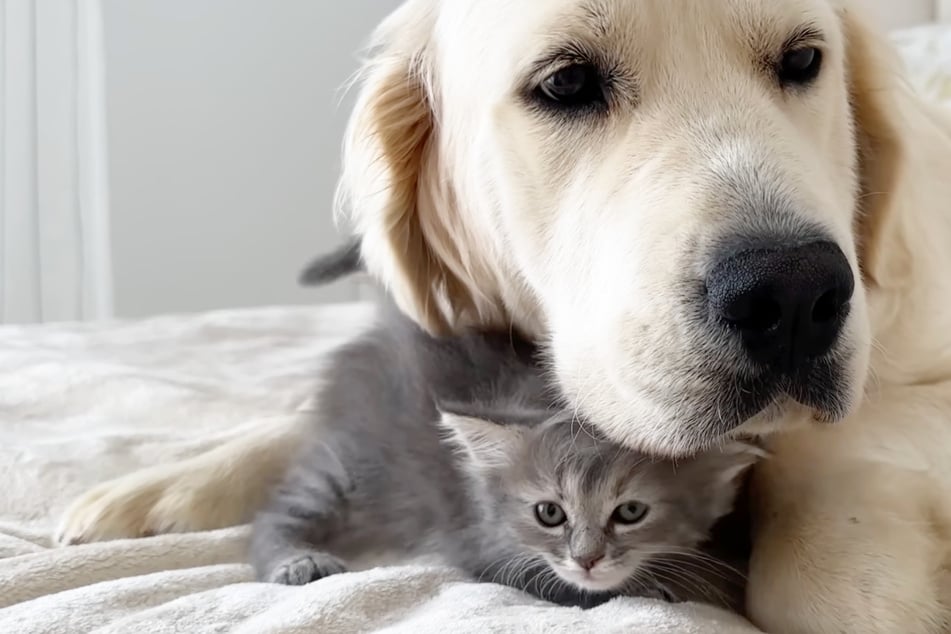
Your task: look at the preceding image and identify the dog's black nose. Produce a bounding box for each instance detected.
[706,241,854,372]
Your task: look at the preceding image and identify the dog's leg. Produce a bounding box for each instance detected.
[747,436,950,634]
[55,416,303,545]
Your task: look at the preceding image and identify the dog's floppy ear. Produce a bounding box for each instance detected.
[840,6,911,288]
[336,1,505,335]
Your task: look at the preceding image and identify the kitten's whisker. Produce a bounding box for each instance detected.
[479,553,515,584]
[640,545,738,568]
[648,555,736,585]
[621,569,666,600]
[504,555,538,588]
[620,572,646,596]
[481,553,536,588]
[654,547,747,581]
[553,576,574,602]
[646,567,703,602]
[543,569,571,603]
[647,562,731,608]
[511,556,542,589]
[540,571,561,602]
[643,553,740,604]
[494,558,519,587]
[479,555,508,583]
[523,562,554,599]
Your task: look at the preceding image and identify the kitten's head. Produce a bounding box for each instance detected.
[439,406,762,595]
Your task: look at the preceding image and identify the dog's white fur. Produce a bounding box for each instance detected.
[57,1,951,631]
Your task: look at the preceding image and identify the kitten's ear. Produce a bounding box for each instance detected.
[705,441,768,486]
[687,441,767,518]
[437,411,526,471]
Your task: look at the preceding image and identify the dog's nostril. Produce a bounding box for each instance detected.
[812,290,841,324]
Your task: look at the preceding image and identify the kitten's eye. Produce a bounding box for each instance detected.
[612,502,649,525]
[537,63,606,109]
[534,502,567,527]
[777,46,823,86]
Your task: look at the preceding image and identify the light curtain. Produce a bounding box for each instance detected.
[0,0,112,324]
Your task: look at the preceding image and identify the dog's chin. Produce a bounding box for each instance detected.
[734,354,861,434]
[700,345,858,433]
[723,384,855,441]
[581,348,860,456]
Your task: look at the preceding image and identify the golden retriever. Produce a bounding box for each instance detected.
[57,1,951,632]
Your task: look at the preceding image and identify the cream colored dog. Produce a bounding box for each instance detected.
[57,1,951,632]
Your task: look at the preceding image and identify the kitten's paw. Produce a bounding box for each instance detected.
[268,552,348,586]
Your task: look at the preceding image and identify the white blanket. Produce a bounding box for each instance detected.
[0,303,759,633]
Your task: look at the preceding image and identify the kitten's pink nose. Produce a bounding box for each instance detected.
[574,554,604,571]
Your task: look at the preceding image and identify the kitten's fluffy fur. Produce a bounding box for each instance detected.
[251,289,758,609]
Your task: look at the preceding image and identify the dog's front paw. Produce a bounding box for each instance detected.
[55,461,247,545]
[268,552,348,586]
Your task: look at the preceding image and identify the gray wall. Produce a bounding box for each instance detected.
[103,0,400,317]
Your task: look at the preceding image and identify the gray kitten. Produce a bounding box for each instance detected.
[251,265,759,609]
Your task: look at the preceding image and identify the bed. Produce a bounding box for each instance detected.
[2,23,951,634]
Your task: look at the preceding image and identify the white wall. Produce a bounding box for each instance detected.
[866,0,934,28]
[102,0,400,318]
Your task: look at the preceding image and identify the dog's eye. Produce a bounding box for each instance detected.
[537,63,606,110]
[777,46,823,87]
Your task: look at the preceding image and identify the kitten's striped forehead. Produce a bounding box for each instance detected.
[534,419,657,502]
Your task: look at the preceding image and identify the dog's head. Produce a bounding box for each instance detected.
[339,0,907,455]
